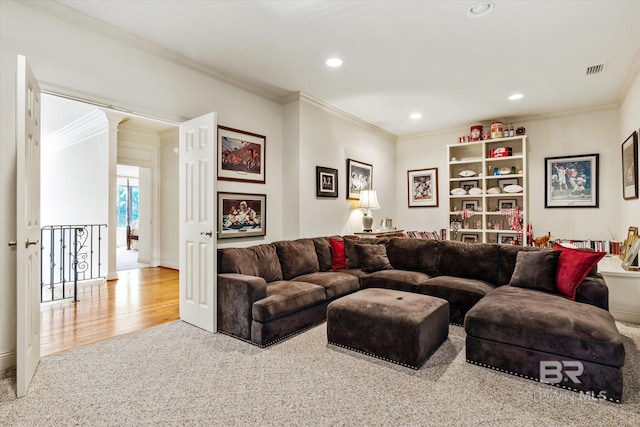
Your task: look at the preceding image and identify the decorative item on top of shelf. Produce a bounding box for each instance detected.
[516,127,526,136]
[534,232,552,248]
[408,167,439,207]
[217,192,266,239]
[545,153,599,208]
[490,122,504,139]
[316,166,338,198]
[347,158,372,200]
[218,126,266,183]
[470,125,483,141]
[489,147,512,158]
[483,129,491,141]
[621,130,638,200]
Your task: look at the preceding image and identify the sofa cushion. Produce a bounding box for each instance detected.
[386,238,439,276]
[362,269,431,293]
[356,243,393,272]
[329,238,346,270]
[438,240,500,285]
[312,237,333,272]
[252,281,326,323]
[553,243,606,300]
[416,276,495,309]
[273,239,320,280]
[250,244,283,282]
[294,272,360,299]
[497,245,541,286]
[218,247,259,276]
[343,237,388,268]
[509,250,561,293]
[464,286,625,367]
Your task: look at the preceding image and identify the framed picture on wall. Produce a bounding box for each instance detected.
[622,130,638,200]
[347,159,372,200]
[217,192,266,239]
[316,166,338,198]
[408,167,439,207]
[545,153,599,208]
[217,125,266,183]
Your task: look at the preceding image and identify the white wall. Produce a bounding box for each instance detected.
[397,107,622,241]
[41,122,109,226]
[0,1,283,368]
[619,71,640,239]
[289,96,397,237]
[159,129,179,269]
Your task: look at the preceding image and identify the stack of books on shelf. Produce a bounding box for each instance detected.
[553,239,622,255]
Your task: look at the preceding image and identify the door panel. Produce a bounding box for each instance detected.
[16,55,41,397]
[179,113,216,332]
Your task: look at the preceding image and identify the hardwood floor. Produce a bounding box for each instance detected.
[40,267,179,356]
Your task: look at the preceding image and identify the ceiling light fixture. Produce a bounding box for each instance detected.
[410,113,422,120]
[508,93,524,100]
[467,1,494,18]
[326,57,343,67]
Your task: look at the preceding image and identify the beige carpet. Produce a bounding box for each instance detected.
[1,321,639,426]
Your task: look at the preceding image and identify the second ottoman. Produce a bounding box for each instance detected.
[327,288,449,368]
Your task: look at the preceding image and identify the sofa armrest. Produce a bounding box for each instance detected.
[217,273,268,340]
[575,273,609,311]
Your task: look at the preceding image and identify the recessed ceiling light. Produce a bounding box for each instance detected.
[508,93,524,100]
[468,1,494,18]
[410,113,422,120]
[326,57,343,67]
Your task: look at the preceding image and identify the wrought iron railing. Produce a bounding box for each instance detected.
[40,224,107,303]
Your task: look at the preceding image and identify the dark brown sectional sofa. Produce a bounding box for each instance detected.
[217,236,624,403]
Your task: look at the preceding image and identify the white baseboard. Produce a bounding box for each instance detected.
[0,350,15,371]
[160,261,179,270]
[611,309,640,325]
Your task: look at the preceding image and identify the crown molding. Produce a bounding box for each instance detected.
[23,0,284,104]
[159,127,179,145]
[295,92,397,139]
[617,48,640,106]
[44,109,108,152]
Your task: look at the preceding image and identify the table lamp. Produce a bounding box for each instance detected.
[358,190,380,232]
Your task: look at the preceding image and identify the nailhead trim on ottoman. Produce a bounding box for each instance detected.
[327,288,449,368]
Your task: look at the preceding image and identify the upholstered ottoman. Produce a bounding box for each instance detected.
[327,288,449,368]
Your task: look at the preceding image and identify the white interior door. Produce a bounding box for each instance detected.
[179,113,217,332]
[16,55,42,397]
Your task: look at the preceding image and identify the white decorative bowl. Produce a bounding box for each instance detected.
[468,187,483,195]
[487,186,502,194]
[498,167,512,175]
[450,188,467,195]
[458,170,476,177]
[503,184,523,193]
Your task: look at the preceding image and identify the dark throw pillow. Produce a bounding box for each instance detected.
[355,244,393,273]
[329,238,346,270]
[553,243,606,300]
[509,250,561,293]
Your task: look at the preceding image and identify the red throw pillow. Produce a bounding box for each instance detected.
[553,243,605,300]
[329,238,346,270]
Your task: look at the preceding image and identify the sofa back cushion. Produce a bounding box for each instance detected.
[273,238,320,280]
[312,237,334,272]
[438,240,500,284]
[218,247,260,276]
[386,238,439,276]
[250,244,283,282]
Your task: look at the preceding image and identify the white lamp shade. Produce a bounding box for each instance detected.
[358,190,380,210]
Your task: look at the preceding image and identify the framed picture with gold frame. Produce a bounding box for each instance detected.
[622,226,639,271]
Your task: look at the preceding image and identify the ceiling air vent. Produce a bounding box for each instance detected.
[585,63,606,76]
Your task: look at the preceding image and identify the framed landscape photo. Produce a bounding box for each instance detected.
[217,192,266,239]
[408,167,439,207]
[545,153,599,208]
[218,125,266,183]
[622,130,638,200]
[347,159,372,200]
[316,166,338,198]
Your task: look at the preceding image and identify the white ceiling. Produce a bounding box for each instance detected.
[52,0,640,136]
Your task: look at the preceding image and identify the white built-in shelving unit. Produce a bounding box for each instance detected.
[447,135,528,244]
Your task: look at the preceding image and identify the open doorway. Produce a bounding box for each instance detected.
[116,165,150,271]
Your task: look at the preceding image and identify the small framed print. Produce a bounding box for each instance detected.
[218,126,266,183]
[497,233,517,245]
[461,234,478,243]
[408,167,439,207]
[316,166,338,198]
[347,159,372,200]
[460,180,479,191]
[217,192,266,239]
[498,199,517,210]
[461,200,479,211]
